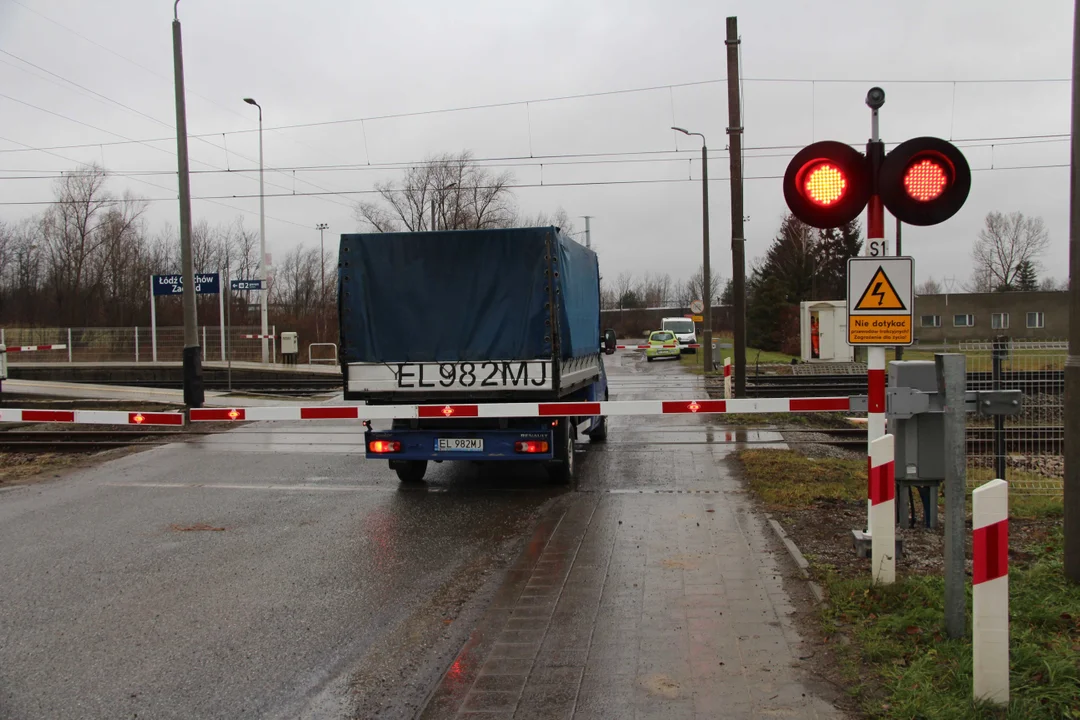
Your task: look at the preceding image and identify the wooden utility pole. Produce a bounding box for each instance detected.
[726,16,747,396]
[1065,0,1080,582]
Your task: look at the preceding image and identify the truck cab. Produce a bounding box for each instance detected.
[661,317,697,354]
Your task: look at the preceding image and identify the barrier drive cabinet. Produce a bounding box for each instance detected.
[867,360,1022,528]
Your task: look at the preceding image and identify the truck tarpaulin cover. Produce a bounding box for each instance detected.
[338,227,600,364]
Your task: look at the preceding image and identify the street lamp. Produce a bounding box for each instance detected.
[431,182,457,230]
[672,126,713,374]
[316,222,329,340]
[243,96,269,364]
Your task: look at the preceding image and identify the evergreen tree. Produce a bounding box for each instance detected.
[1016,260,1038,291]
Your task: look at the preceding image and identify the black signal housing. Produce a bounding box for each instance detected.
[782,141,872,229]
[878,137,971,226]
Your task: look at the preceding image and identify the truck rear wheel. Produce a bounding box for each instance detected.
[394,460,428,483]
[547,419,574,485]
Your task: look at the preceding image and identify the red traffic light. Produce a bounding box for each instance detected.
[879,137,970,226]
[804,163,847,206]
[783,141,871,228]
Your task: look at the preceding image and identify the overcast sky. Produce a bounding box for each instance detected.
[0,0,1073,292]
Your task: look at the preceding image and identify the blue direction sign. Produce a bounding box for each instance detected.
[230,279,263,291]
[152,273,220,296]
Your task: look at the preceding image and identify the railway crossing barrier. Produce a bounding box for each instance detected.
[0,344,68,354]
[0,409,184,425]
[187,396,851,422]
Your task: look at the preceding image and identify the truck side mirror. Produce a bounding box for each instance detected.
[603,329,617,355]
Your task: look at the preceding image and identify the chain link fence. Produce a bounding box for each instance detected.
[1,326,275,364]
[959,339,1065,495]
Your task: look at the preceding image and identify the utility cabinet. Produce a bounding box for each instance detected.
[281,332,299,365]
[799,301,852,363]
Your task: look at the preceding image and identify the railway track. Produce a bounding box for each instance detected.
[0,429,207,453]
[782,427,1064,455]
[56,379,344,395]
[734,370,1064,398]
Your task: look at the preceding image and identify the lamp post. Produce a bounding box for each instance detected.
[672,126,713,374]
[243,97,269,364]
[430,182,457,230]
[316,222,329,340]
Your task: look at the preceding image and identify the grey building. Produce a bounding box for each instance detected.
[913,291,1067,343]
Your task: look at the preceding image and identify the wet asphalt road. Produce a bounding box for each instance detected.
[0,352,813,719]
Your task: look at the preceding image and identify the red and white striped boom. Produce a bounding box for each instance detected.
[0,409,184,425]
[0,344,68,353]
[189,396,850,422]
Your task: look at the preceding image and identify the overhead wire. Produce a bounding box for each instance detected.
[0,31,356,210]
[0,70,1069,157]
[0,133,1068,182]
[0,161,1066,207]
[0,133,309,227]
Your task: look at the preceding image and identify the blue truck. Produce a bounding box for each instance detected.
[338,226,616,484]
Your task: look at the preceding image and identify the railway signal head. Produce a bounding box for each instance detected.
[782,141,871,229]
[879,137,971,226]
[783,135,970,229]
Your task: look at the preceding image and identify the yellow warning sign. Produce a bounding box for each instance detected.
[854,267,907,311]
[848,315,912,344]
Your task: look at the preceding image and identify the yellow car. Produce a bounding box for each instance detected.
[645,330,680,361]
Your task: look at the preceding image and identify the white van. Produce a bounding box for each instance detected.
[661,317,697,354]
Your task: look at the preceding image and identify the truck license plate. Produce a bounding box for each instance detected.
[436,438,484,452]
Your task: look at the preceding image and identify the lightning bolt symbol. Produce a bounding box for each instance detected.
[872,282,886,306]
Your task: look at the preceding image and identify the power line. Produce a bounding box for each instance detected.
[0,86,356,211]
[0,133,310,228]
[0,71,1069,157]
[0,36,356,210]
[0,161,1065,207]
[0,132,1068,182]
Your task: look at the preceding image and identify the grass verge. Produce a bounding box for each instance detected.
[738,448,1077,719]
[823,530,1079,719]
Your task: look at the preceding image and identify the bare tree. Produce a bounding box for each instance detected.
[521,207,576,236]
[915,277,943,295]
[964,265,994,293]
[613,271,642,309]
[37,165,148,324]
[680,265,721,308]
[599,279,617,310]
[640,272,672,307]
[972,212,1050,291]
[354,152,517,232]
[1040,276,1065,291]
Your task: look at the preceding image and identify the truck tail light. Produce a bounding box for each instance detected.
[515,441,550,454]
[369,440,401,454]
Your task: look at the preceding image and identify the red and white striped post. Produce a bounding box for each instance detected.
[869,433,895,584]
[972,478,1009,705]
[865,97,887,536]
[723,357,732,399]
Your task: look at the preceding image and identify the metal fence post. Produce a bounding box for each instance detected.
[67,328,73,363]
[938,352,968,639]
[992,336,1008,480]
[135,327,139,363]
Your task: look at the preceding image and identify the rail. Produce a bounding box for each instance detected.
[308,343,338,365]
